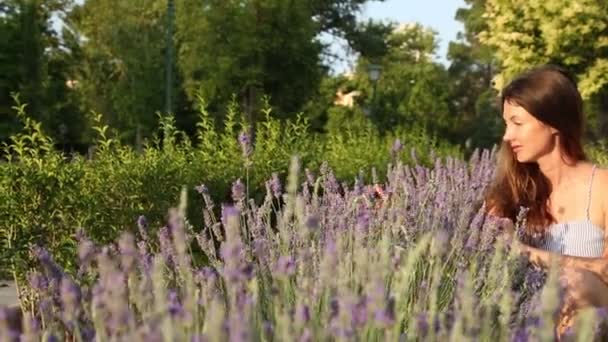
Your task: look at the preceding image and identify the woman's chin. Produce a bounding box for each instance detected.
[515,152,529,163]
[515,153,537,164]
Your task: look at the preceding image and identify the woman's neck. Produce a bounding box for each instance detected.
[536,151,580,190]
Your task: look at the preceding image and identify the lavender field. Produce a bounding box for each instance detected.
[3,148,608,341]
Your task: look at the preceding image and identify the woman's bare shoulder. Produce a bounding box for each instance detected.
[594,165,608,181]
[593,166,608,210]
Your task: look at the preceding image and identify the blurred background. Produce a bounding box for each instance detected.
[1,0,607,154]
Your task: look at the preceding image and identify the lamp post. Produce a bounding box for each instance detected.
[367,64,382,116]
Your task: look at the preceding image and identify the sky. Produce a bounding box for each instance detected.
[327,0,466,74]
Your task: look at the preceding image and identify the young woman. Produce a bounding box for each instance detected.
[484,65,608,339]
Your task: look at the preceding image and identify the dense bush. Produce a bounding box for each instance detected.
[0,97,460,280]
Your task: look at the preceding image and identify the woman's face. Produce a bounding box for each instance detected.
[502,100,558,163]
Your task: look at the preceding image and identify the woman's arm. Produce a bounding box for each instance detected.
[485,202,608,283]
[513,240,608,283]
[486,204,608,283]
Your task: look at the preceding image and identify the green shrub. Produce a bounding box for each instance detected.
[0,96,461,280]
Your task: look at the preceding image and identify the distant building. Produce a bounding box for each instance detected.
[333,89,361,108]
[66,79,79,89]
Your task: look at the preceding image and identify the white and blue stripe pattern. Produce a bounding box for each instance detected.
[542,164,605,258]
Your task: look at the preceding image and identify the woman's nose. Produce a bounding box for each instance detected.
[502,129,513,143]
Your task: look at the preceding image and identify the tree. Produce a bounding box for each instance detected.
[0,1,23,139]
[447,0,494,120]
[176,0,325,127]
[176,0,389,125]
[446,0,502,149]
[67,0,171,142]
[349,23,453,135]
[0,0,86,147]
[480,0,608,137]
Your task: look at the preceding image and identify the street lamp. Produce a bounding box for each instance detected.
[368,64,382,83]
[367,64,382,116]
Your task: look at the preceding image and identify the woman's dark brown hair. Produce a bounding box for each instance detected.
[484,65,587,234]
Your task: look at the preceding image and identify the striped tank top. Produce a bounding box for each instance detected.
[542,164,605,258]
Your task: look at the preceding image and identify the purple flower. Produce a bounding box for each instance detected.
[299,328,313,342]
[392,252,402,269]
[91,282,104,310]
[31,245,64,281]
[195,184,209,195]
[391,138,403,158]
[198,184,216,213]
[231,179,246,202]
[220,240,253,283]
[20,313,41,341]
[304,215,319,231]
[60,277,81,322]
[238,130,253,160]
[137,240,152,274]
[323,170,340,194]
[301,181,312,201]
[45,333,60,342]
[416,312,429,337]
[104,271,132,332]
[356,209,371,233]
[434,316,442,335]
[432,229,450,254]
[196,230,214,258]
[295,304,311,324]
[77,238,95,265]
[38,298,53,320]
[262,321,273,338]
[137,215,149,240]
[168,290,184,317]
[528,266,548,290]
[226,313,251,342]
[597,307,608,321]
[374,297,395,326]
[516,206,530,228]
[75,228,86,242]
[252,238,269,261]
[221,205,241,227]
[274,255,296,276]
[351,296,368,327]
[220,241,243,261]
[0,309,10,338]
[319,161,329,176]
[269,173,282,199]
[478,218,502,253]
[470,205,486,232]
[305,168,315,186]
[191,334,209,342]
[137,324,163,342]
[329,297,340,320]
[353,176,365,196]
[118,232,137,272]
[202,209,213,230]
[511,327,529,342]
[195,267,218,285]
[27,271,47,292]
[158,226,175,267]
